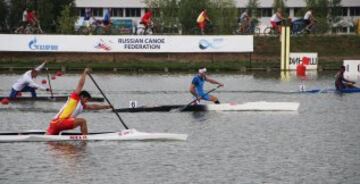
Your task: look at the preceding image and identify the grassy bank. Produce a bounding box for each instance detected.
[0,35,359,72]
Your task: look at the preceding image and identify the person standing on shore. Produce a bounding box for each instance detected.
[304,8,316,32]
[335,66,356,90]
[189,67,224,104]
[46,68,112,135]
[197,9,210,35]
[9,61,49,99]
[270,8,285,33]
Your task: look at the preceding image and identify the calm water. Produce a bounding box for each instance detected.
[0,72,359,184]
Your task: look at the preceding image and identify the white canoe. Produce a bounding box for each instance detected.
[206,101,300,111]
[0,129,188,143]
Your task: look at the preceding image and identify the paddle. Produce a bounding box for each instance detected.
[46,68,54,99]
[87,72,129,129]
[176,85,221,112]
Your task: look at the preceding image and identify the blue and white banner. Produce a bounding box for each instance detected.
[0,34,253,53]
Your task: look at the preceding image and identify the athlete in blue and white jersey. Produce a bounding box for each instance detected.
[189,67,224,104]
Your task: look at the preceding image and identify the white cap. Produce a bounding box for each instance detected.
[34,62,46,72]
[198,68,207,74]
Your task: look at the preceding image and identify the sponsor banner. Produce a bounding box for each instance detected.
[289,53,318,70]
[344,60,360,81]
[0,34,253,53]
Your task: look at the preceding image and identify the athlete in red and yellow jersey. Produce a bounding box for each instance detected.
[197,9,210,35]
[46,68,111,135]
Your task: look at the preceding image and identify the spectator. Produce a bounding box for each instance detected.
[304,8,316,32]
[141,9,153,31]
[103,8,111,32]
[27,10,40,27]
[84,8,92,21]
[197,9,210,35]
[83,8,92,28]
[239,9,251,33]
[21,8,28,27]
[270,8,285,33]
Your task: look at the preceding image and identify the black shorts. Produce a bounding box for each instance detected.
[103,20,110,26]
[304,19,311,25]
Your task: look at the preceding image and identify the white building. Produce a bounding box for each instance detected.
[75,0,360,33]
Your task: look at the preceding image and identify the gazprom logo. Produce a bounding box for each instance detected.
[28,38,59,51]
[199,38,223,50]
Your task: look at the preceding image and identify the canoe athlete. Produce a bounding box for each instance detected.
[335,66,356,90]
[46,68,111,135]
[189,67,224,104]
[9,61,49,99]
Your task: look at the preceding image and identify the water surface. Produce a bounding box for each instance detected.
[0,72,359,184]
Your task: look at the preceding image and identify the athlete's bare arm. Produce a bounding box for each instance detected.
[189,84,198,97]
[205,77,224,87]
[74,68,90,95]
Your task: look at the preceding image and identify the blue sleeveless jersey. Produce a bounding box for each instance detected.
[191,75,210,100]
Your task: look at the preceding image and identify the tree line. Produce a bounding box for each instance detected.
[0,0,343,34]
[147,0,343,34]
[0,0,75,33]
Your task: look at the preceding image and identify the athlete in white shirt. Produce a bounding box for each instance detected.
[304,8,316,31]
[270,8,285,33]
[9,61,49,99]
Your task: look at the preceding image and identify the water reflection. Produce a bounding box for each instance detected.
[191,112,208,122]
[47,142,88,161]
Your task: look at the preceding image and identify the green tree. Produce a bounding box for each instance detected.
[0,0,8,32]
[6,0,75,33]
[52,0,76,33]
[36,0,54,32]
[37,0,75,33]
[57,4,78,34]
[209,0,237,34]
[328,0,342,24]
[145,0,180,34]
[273,0,286,14]
[246,0,259,18]
[7,0,28,32]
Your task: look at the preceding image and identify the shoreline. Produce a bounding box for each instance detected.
[0,35,358,73]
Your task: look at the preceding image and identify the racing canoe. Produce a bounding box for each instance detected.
[116,101,300,112]
[0,96,104,102]
[0,129,187,142]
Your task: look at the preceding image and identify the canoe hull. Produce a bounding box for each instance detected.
[116,101,300,113]
[0,129,187,143]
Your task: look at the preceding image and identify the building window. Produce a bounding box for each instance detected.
[350,7,360,16]
[92,8,103,17]
[125,8,141,17]
[293,8,302,17]
[284,8,290,16]
[260,8,272,17]
[78,8,85,17]
[112,8,124,17]
[341,7,348,16]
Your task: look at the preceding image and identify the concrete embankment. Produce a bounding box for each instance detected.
[0,35,359,72]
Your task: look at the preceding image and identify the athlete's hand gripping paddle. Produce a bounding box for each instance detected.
[46,68,54,99]
[176,85,222,112]
[87,72,129,129]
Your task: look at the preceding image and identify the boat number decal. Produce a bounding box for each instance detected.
[129,100,138,108]
[118,131,130,136]
[69,135,88,140]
